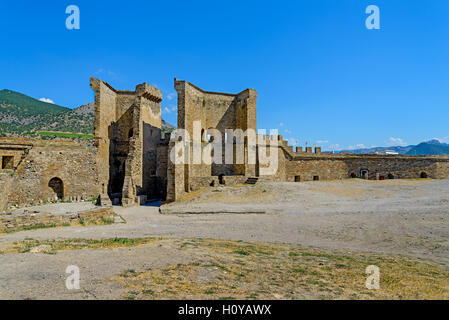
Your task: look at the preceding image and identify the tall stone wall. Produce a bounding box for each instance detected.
[168,79,258,201]
[91,78,165,206]
[90,78,118,194]
[0,172,12,210]
[175,78,257,136]
[166,140,186,202]
[0,139,100,209]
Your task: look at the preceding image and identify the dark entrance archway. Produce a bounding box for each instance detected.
[49,177,64,200]
[1,156,14,169]
[420,172,428,179]
[360,169,369,180]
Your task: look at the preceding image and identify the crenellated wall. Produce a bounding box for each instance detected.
[268,140,449,182]
[3,77,449,208]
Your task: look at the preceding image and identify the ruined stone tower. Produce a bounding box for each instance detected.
[166,79,259,201]
[90,77,169,206]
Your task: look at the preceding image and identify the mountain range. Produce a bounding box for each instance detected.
[1,89,447,155]
[0,89,175,139]
[341,139,449,156]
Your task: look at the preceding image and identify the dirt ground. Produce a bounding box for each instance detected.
[0,179,448,299]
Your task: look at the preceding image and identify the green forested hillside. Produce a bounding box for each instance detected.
[0,89,69,116]
[0,89,93,136]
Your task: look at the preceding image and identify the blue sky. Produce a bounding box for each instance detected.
[0,0,448,150]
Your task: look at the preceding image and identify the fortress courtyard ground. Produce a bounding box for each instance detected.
[0,179,448,299]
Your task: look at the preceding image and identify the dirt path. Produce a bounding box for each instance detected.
[1,179,448,299]
[1,179,448,266]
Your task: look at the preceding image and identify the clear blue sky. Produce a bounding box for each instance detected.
[1,0,448,150]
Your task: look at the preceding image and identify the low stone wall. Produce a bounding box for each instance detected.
[189,175,247,191]
[0,206,115,233]
[261,145,449,182]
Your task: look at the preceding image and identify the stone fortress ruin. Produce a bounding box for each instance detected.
[1,77,449,210]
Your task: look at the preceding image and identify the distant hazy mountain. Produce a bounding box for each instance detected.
[406,140,449,155]
[0,89,175,138]
[340,139,449,156]
[342,145,414,155]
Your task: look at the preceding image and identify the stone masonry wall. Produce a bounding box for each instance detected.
[5,141,100,207]
[91,78,165,206]
[269,141,449,182]
[167,79,258,201]
[0,172,12,210]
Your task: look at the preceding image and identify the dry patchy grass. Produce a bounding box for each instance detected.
[111,239,449,300]
[2,237,447,299]
[0,237,160,255]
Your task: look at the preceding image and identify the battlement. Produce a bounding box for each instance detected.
[4,76,449,210]
[136,83,163,102]
[174,78,257,99]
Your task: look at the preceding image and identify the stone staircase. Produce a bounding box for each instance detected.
[16,147,31,169]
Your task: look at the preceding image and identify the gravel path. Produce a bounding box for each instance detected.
[1,179,448,264]
[0,179,448,299]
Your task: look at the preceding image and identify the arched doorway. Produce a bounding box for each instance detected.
[420,172,428,179]
[360,169,369,180]
[350,173,357,178]
[387,173,394,180]
[49,177,64,200]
